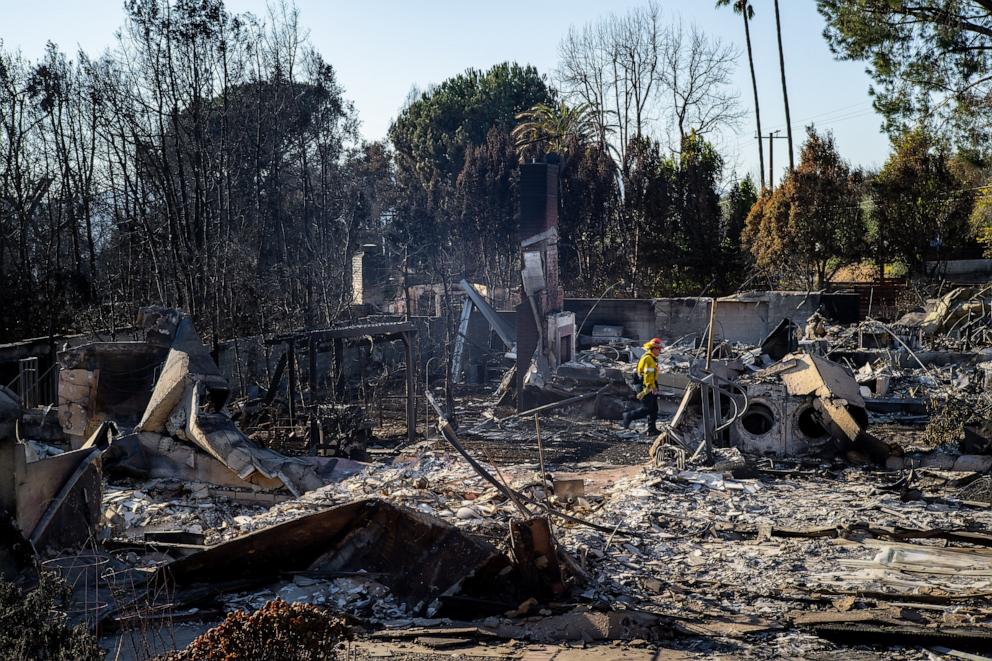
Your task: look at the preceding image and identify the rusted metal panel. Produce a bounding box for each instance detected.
[160,499,505,609]
[510,517,564,597]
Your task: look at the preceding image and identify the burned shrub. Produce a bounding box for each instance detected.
[922,396,992,450]
[0,571,101,661]
[168,599,351,661]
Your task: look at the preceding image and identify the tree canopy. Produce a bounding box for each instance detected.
[818,0,992,146]
[387,63,554,286]
[743,127,866,288]
[871,128,975,274]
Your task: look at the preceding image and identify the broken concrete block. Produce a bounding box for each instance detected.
[769,353,864,406]
[136,305,184,347]
[138,317,229,435]
[0,435,101,553]
[58,341,169,446]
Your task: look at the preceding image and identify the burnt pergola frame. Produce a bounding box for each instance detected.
[264,321,418,444]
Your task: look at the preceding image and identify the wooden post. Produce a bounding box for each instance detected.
[308,416,320,456]
[510,517,564,597]
[287,340,297,426]
[18,357,38,409]
[263,351,288,406]
[403,331,417,443]
[308,333,318,403]
[332,338,345,400]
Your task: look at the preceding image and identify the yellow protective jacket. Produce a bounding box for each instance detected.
[636,352,658,390]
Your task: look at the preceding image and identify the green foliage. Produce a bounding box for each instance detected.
[724,176,758,247]
[715,0,754,20]
[721,175,758,281]
[955,153,992,257]
[559,143,621,295]
[871,128,975,274]
[511,101,596,165]
[622,136,673,294]
[0,572,101,661]
[389,63,553,185]
[973,193,992,256]
[668,133,727,292]
[620,132,728,296]
[388,63,554,282]
[818,0,992,146]
[743,127,866,287]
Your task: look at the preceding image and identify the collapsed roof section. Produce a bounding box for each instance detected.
[63,307,361,497]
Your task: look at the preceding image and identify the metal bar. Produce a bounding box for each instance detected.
[705,298,717,371]
[867,317,934,378]
[426,392,529,517]
[496,387,605,425]
[451,299,472,384]
[459,279,515,347]
[534,414,552,536]
[712,375,722,450]
[700,377,714,462]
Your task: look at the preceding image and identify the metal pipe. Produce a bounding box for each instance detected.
[705,298,718,371]
[496,387,606,425]
[424,356,437,441]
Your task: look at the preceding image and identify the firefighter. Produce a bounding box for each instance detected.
[622,337,663,434]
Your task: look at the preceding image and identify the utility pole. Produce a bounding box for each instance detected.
[760,130,787,188]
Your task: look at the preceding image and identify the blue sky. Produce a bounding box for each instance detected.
[1,1,891,185]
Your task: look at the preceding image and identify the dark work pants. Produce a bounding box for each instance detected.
[628,392,658,426]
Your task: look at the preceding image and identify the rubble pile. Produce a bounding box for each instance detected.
[91,436,992,657]
[6,296,992,658]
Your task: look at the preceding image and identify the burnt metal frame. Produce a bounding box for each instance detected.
[266,322,418,443]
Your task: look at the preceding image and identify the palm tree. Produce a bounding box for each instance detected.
[717,0,764,189]
[511,101,597,166]
[773,0,794,171]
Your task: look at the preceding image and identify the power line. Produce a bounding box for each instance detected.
[760,181,992,215]
[729,102,880,152]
